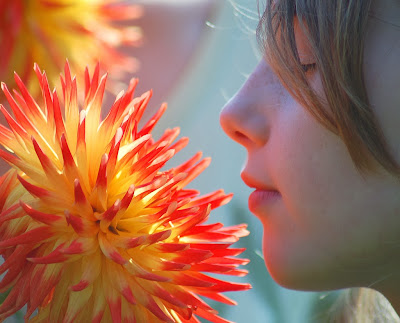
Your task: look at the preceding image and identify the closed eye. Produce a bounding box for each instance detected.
[301,63,317,73]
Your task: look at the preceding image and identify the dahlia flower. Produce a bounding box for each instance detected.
[0,0,142,97]
[0,62,251,322]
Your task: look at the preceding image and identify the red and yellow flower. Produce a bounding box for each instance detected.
[0,62,250,322]
[0,0,142,97]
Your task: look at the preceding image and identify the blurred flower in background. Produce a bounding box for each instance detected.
[0,62,251,322]
[0,0,142,98]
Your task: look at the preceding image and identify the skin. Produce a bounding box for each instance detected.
[220,0,400,315]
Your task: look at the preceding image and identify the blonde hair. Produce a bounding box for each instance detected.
[256,0,400,175]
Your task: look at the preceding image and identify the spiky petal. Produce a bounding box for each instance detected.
[0,62,251,322]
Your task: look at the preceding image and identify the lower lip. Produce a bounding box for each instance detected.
[248,189,281,213]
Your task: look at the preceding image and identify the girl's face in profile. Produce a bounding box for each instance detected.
[220,1,400,293]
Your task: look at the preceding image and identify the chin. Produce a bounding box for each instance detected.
[266,261,317,291]
[262,243,349,292]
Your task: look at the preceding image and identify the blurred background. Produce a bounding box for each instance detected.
[1,0,342,322]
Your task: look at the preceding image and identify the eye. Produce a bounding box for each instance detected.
[301,63,317,73]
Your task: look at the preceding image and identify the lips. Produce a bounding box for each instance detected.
[241,171,277,191]
[241,171,281,215]
[248,189,280,214]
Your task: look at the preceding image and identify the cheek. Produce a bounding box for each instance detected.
[260,104,351,288]
[261,95,400,290]
[268,71,379,239]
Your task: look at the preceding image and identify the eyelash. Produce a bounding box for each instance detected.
[301,63,317,73]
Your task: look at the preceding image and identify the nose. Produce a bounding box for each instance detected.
[220,60,276,149]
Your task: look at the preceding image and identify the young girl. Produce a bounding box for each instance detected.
[220,0,400,321]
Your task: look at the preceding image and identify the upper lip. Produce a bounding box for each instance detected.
[241,171,278,191]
